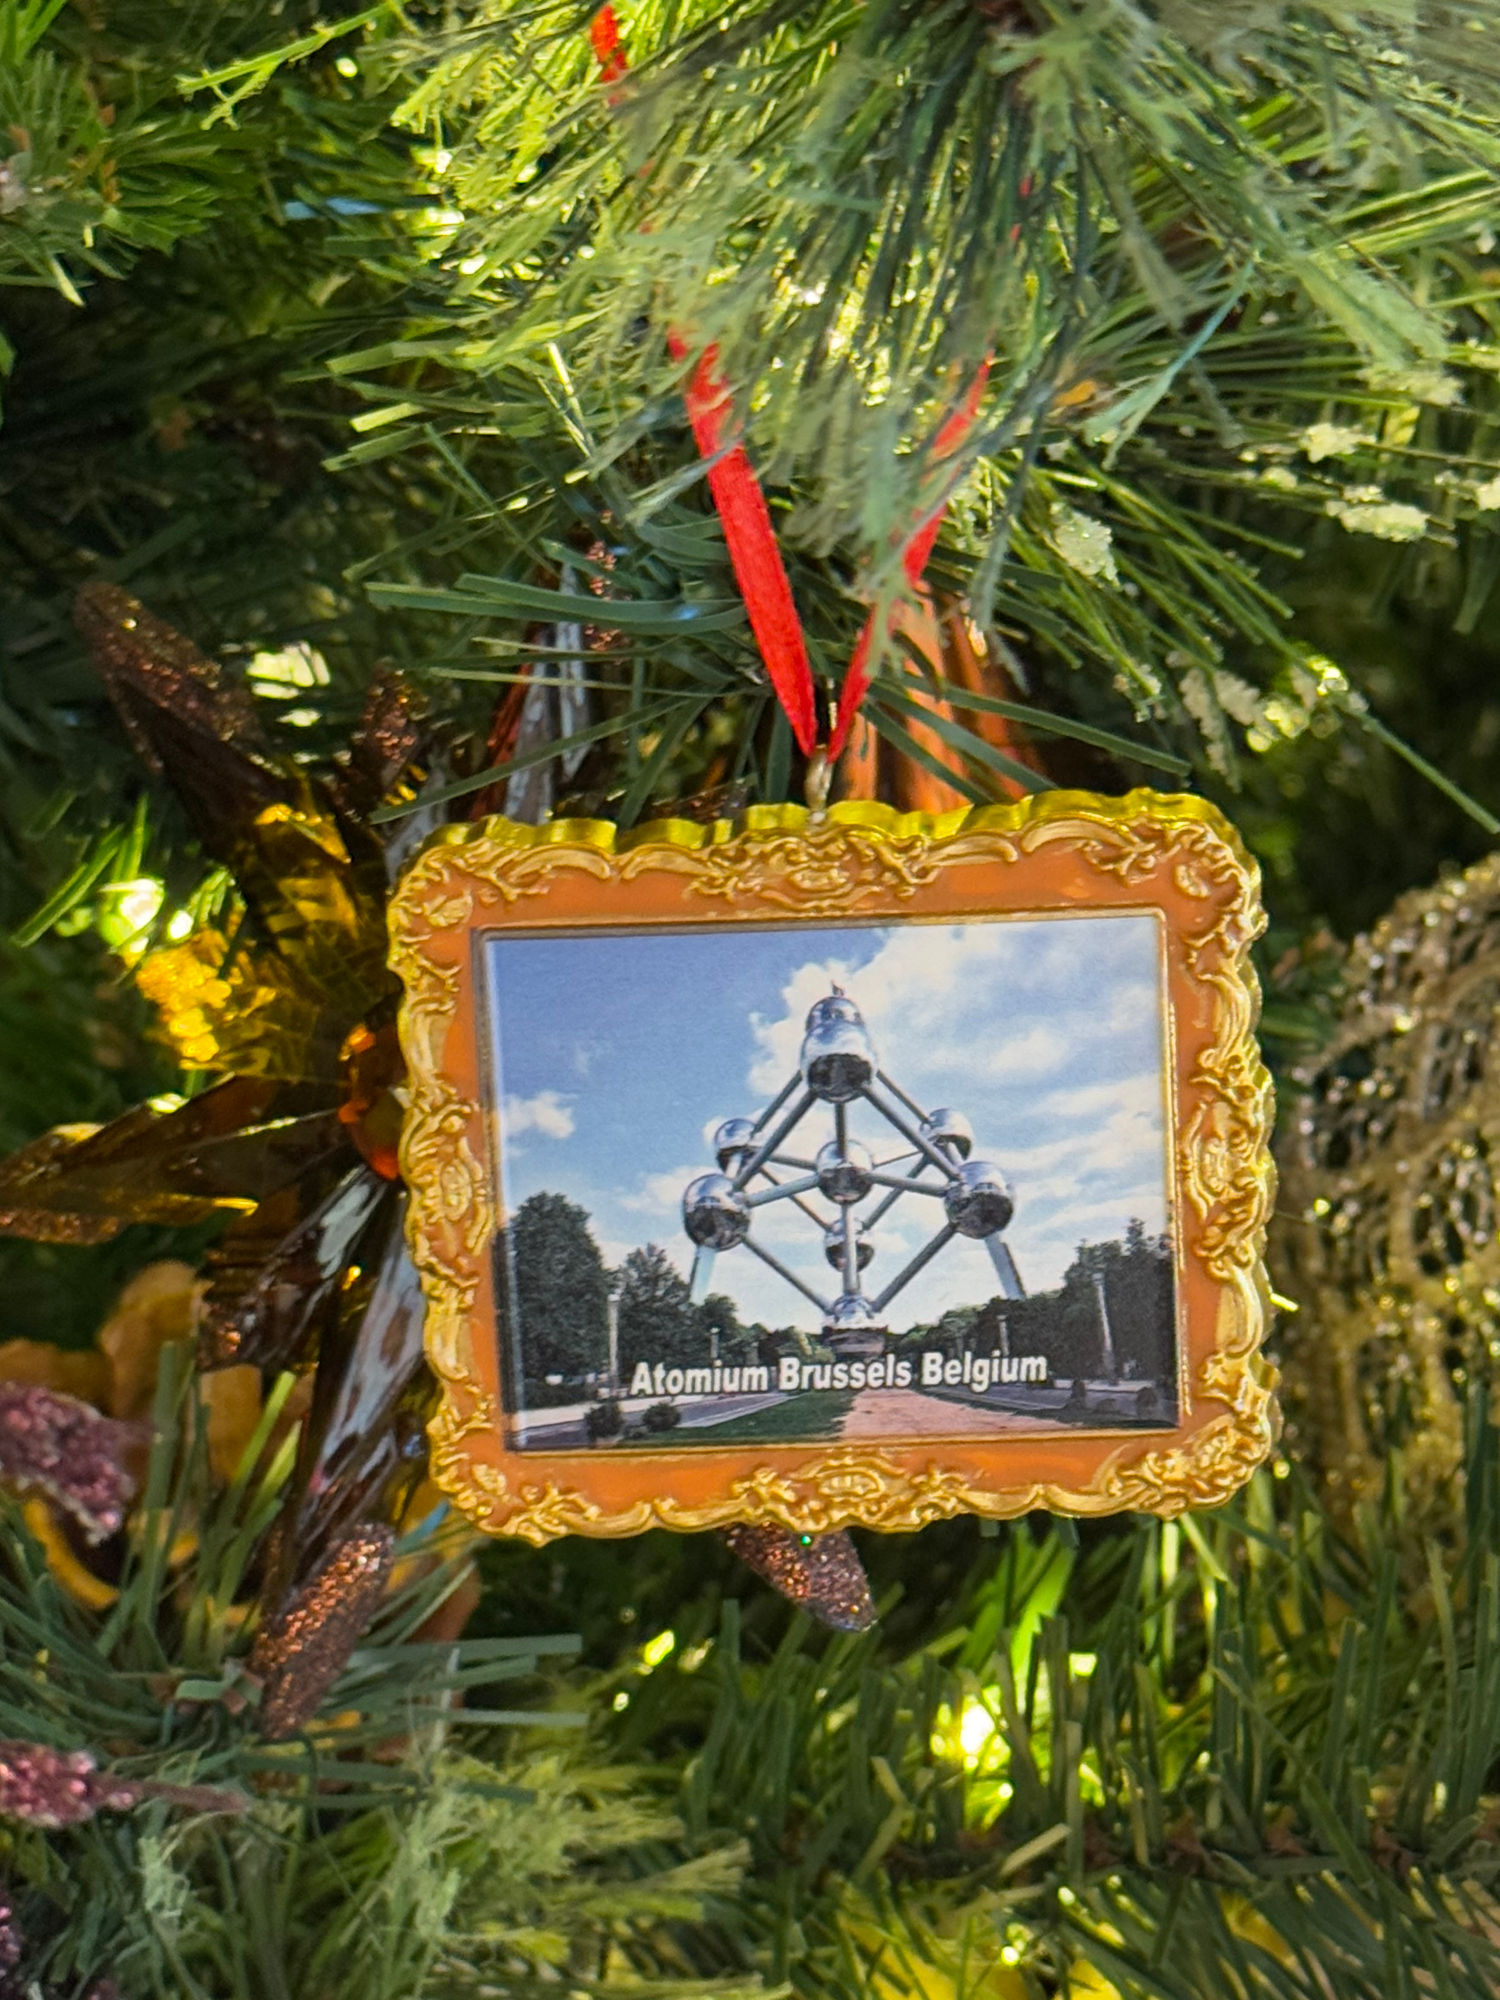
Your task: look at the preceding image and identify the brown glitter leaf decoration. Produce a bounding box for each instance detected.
[0,1129,122,1244]
[0,1384,144,1542]
[333,669,426,822]
[1274,849,1500,1522]
[250,1522,395,1740]
[722,1525,876,1632]
[74,581,269,778]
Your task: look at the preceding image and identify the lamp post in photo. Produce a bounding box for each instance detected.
[606,1273,623,1398]
[1093,1266,1118,1380]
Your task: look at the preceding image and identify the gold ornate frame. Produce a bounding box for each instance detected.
[390,790,1276,1543]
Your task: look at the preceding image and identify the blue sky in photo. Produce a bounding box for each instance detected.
[484,912,1171,1333]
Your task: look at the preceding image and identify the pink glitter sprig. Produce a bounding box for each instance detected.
[0,1383,143,1542]
[0,1740,244,1830]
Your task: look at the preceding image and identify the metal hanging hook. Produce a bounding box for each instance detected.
[804,745,833,817]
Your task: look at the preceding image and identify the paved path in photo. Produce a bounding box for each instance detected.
[842,1388,1042,1438]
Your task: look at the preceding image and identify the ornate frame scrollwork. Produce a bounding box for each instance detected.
[390,791,1276,1543]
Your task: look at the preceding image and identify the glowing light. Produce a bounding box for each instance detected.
[335,55,359,76]
[249,643,330,696]
[458,254,485,275]
[97,877,167,953]
[641,1630,676,1668]
[958,1697,996,1761]
[612,1691,630,1711]
[114,879,164,934]
[165,909,194,942]
[1069,1652,1098,1677]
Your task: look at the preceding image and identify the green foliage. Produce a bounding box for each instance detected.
[507,1191,612,1384]
[0,1340,760,2000]
[8,4,1500,1993]
[6,0,1500,945]
[385,0,1500,547]
[0,0,402,300]
[581,1398,1500,2000]
[164,1745,750,2000]
[618,1244,706,1376]
[260,0,1500,854]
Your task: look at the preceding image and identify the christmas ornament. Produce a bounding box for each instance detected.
[391,789,1274,1544]
[0,1384,142,1542]
[379,8,1273,1556]
[1275,851,1500,1519]
[0,585,432,1670]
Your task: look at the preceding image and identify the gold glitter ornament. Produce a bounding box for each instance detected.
[1274,851,1500,1520]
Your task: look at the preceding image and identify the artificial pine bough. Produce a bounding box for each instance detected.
[5,0,1500,1994]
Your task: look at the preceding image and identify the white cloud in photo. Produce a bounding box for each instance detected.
[1035,1072,1161,1124]
[503,1090,576,1140]
[745,916,1159,1105]
[619,1163,707,1215]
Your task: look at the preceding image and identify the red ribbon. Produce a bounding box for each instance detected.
[590,9,984,770]
[591,3,629,84]
[668,334,821,756]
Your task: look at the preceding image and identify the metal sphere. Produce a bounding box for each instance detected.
[800,992,877,1102]
[822,1294,886,1338]
[682,1173,751,1250]
[922,1107,974,1160]
[823,1219,876,1271]
[712,1116,757,1172]
[816,1138,874,1206]
[943,1159,1015,1238]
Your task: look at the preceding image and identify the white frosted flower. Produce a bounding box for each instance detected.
[1363,366,1464,409]
[1301,422,1369,463]
[1326,491,1428,541]
[1050,504,1119,584]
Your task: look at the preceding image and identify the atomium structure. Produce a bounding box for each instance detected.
[682,988,1025,1358]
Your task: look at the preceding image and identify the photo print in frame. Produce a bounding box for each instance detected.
[390,792,1276,1542]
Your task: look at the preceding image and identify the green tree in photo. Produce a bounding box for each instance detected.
[1060,1221,1175,1382]
[616,1242,705,1375]
[508,1190,611,1389]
